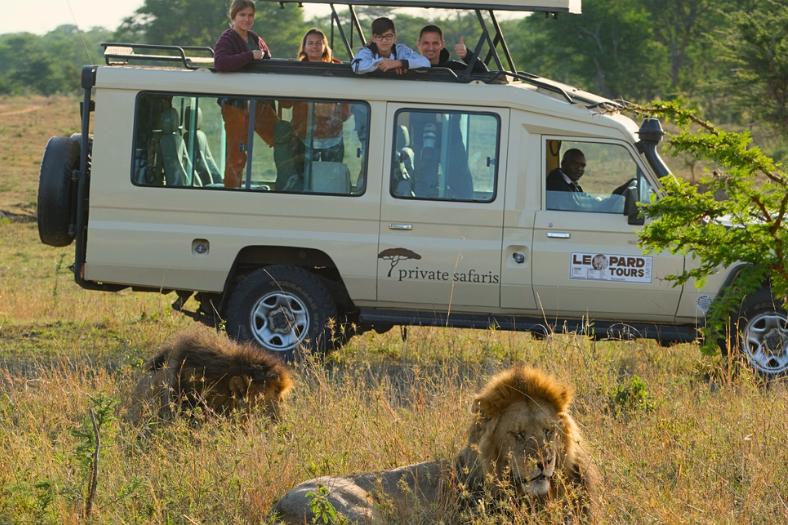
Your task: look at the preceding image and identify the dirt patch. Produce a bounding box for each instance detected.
[0,208,36,223]
[0,105,44,118]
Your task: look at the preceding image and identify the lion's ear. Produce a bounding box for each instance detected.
[471,398,483,415]
[471,397,495,419]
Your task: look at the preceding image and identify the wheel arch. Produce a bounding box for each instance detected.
[217,245,356,315]
[706,262,768,318]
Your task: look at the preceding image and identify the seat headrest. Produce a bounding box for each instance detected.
[183,107,203,131]
[396,125,410,150]
[159,107,181,134]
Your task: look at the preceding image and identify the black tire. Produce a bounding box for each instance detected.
[38,135,80,246]
[224,265,338,361]
[730,287,787,378]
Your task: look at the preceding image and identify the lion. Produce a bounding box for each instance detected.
[271,366,599,524]
[126,327,293,424]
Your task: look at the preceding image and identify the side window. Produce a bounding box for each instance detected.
[391,109,499,202]
[132,92,369,196]
[545,139,650,214]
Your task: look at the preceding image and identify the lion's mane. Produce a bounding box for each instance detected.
[271,365,599,524]
[126,327,293,423]
[456,366,600,519]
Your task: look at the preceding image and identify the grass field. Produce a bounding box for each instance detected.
[0,96,786,524]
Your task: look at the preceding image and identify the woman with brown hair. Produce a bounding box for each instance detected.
[214,0,278,188]
[285,29,351,170]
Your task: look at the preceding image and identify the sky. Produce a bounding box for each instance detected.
[0,1,333,35]
[0,1,526,35]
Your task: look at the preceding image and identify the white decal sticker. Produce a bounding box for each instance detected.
[570,253,652,283]
[696,295,712,313]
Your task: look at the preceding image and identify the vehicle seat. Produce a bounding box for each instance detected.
[184,107,221,185]
[392,125,415,197]
[308,161,351,194]
[157,107,193,187]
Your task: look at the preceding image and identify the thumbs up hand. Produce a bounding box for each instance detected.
[454,36,467,59]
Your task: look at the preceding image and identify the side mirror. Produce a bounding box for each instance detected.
[625,186,644,225]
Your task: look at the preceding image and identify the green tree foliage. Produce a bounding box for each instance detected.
[115,0,305,58]
[0,25,110,95]
[714,0,787,134]
[631,101,787,351]
[643,0,715,94]
[514,0,669,100]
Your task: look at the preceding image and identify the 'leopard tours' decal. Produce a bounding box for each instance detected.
[570,252,653,283]
[378,248,500,284]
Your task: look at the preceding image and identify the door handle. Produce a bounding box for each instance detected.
[388,223,413,231]
[546,232,571,239]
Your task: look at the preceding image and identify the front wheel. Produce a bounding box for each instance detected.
[224,266,338,360]
[731,288,788,378]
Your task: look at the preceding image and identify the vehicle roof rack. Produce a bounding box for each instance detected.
[272,0,580,13]
[270,1,590,103]
[101,43,214,70]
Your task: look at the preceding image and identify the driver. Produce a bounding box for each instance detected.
[546,149,634,212]
[547,148,586,192]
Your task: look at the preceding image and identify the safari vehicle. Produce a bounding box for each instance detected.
[37,0,786,376]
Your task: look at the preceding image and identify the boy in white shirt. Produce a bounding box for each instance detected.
[352,17,430,75]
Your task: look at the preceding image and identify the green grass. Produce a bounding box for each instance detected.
[0,96,786,523]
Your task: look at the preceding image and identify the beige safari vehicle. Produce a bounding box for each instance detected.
[37,0,786,375]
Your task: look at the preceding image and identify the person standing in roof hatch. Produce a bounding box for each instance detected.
[352,17,430,75]
[214,0,278,188]
[416,25,488,73]
[278,28,352,186]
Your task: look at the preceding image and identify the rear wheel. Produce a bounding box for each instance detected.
[224,265,338,361]
[38,135,80,246]
[731,288,787,378]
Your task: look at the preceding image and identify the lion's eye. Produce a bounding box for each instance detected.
[511,431,529,442]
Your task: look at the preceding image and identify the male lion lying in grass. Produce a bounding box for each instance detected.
[272,366,599,523]
[126,328,293,424]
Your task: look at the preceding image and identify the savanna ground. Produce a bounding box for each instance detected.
[0,96,786,523]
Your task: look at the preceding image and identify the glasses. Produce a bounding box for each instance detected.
[373,33,396,42]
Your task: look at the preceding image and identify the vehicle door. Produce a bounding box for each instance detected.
[531,138,685,322]
[377,104,509,310]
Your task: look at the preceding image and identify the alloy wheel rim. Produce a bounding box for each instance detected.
[742,312,788,375]
[249,291,309,352]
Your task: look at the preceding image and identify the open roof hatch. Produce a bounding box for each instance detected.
[100,1,616,108]
[273,1,611,106]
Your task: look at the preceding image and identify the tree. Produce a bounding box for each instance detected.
[515,0,670,100]
[0,26,109,95]
[115,0,305,57]
[644,0,714,93]
[715,0,788,133]
[631,101,787,353]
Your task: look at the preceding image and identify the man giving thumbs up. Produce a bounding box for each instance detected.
[416,25,489,73]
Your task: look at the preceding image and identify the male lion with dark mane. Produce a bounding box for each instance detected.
[126,328,293,424]
[272,366,599,523]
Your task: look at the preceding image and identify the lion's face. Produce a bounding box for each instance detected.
[479,400,569,498]
[228,374,291,417]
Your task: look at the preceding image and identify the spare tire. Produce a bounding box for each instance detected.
[38,135,80,247]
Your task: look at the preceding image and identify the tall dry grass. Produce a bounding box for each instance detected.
[1,330,786,523]
[0,97,786,523]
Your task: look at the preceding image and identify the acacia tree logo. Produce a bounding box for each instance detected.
[378,247,422,277]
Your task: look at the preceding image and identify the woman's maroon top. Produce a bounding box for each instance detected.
[214,28,271,72]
